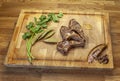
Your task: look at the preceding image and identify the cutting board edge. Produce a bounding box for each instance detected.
[4,9,114,69]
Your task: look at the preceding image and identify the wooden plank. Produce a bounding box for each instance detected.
[4,9,113,69]
[105,76,120,81]
[0,72,42,81]
[0,17,17,28]
[0,1,120,81]
[41,73,105,81]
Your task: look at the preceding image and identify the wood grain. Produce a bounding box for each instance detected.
[4,10,113,69]
[0,0,120,81]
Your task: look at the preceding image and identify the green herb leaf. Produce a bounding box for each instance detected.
[57,12,63,18]
[30,27,40,33]
[37,29,44,33]
[39,15,46,21]
[48,13,53,18]
[26,22,34,30]
[22,32,32,40]
[52,14,59,22]
[37,18,50,25]
[41,24,47,28]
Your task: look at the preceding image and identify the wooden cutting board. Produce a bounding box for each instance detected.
[4,9,113,69]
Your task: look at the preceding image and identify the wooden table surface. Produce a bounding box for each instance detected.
[0,0,120,81]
